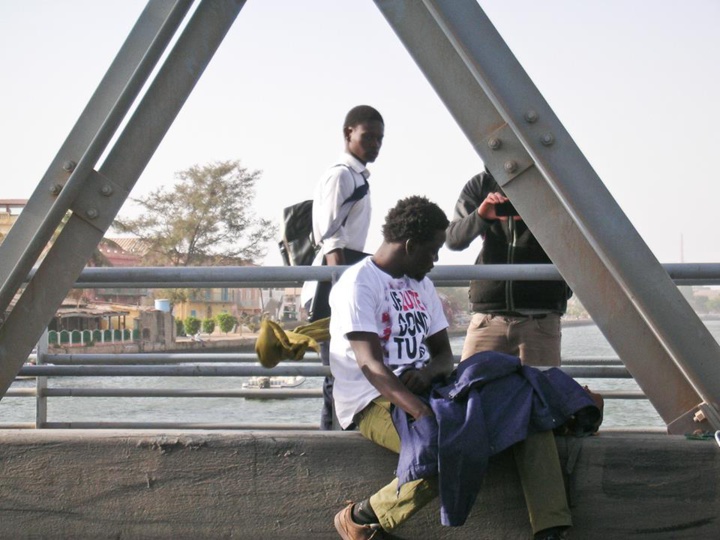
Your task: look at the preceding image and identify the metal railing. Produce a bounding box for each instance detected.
[5,263,718,430]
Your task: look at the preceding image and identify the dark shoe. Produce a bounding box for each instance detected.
[534,526,569,540]
[334,503,385,539]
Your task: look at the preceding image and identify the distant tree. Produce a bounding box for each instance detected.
[114,160,277,266]
[163,289,189,312]
[202,318,216,334]
[216,313,237,334]
[175,318,186,337]
[184,316,201,336]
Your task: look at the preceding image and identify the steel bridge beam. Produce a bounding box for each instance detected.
[374,0,720,434]
[25,262,720,289]
[0,0,193,319]
[0,0,248,399]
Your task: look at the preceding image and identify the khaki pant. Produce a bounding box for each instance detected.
[356,398,572,533]
[461,312,562,367]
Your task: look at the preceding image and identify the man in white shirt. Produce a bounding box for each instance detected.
[305,104,384,430]
[330,196,572,540]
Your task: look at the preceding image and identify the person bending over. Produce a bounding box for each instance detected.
[329,196,571,539]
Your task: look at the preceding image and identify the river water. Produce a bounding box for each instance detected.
[3,321,720,429]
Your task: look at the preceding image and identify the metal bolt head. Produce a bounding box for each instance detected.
[504,160,518,174]
[100,185,113,197]
[86,208,98,219]
[524,110,539,124]
[49,183,62,196]
[62,160,76,172]
[540,133,555,146]
[488,137,502,150]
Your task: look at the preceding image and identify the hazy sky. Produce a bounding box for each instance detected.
[2,0,719,267]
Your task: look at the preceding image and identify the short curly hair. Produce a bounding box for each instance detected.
[382,196,449,244]
[343,105,384,129]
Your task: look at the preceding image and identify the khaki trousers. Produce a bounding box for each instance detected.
[461,312,562,367]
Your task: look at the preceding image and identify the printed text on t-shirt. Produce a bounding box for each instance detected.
[389,290,429,360]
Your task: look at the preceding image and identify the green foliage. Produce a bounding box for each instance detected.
[164,289,189,306]
[175,318,186,337]
[202,318,216,334]
[114,160,277,266]
[216,313,237,334]
[184,316,201,336]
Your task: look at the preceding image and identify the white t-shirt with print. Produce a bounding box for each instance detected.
[329,257,448,429]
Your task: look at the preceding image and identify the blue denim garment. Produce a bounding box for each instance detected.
[392,351,597,527]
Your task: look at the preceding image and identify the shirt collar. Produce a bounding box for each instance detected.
[340,152,371,180]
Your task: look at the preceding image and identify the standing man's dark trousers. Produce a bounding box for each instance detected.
[310,280,335,431]
[319,341,334,430]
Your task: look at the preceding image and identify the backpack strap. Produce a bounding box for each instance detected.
[317,164,369,243]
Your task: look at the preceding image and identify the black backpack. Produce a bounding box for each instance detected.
[278,199,317,266]
[278,169,369,266]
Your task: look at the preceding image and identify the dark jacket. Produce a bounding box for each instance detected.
[445,171,571,313]
[392,352,599,527]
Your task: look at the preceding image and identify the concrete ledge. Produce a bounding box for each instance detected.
[0,430,718,538]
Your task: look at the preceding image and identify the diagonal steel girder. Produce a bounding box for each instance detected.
[374,0,720,434]
[0,0,248,399]
[0,0,193,319]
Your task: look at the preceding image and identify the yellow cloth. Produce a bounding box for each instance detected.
[255,317,330,368]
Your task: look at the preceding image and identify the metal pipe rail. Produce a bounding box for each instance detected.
[44,352,321,365]
[40,422,319,430]
[42,353,622,366]
[42,263,720,289]
[21,364,328,377]
[43,388,323,399]
[18,364,631,379]
[7,387,646,400]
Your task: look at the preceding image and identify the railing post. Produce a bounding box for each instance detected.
[36,329,49,428]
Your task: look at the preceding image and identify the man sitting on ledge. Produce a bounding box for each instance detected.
[329,196,573,540]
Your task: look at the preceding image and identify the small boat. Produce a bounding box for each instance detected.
[242,376,306,389]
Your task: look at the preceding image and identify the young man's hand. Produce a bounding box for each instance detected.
[411,402,434,421]
[399,369,436,421]
[399,368,432,395]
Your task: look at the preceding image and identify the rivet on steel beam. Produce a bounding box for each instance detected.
[62,160,76,172]
[524,110,539,124]
[86,208,99,220]
[100,185,113,197]
[540,133,555,146]
[49,184,62,196]
[488,137,502,150]
[504,160,518,174]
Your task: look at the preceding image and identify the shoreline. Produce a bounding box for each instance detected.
[49,316,719,355]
